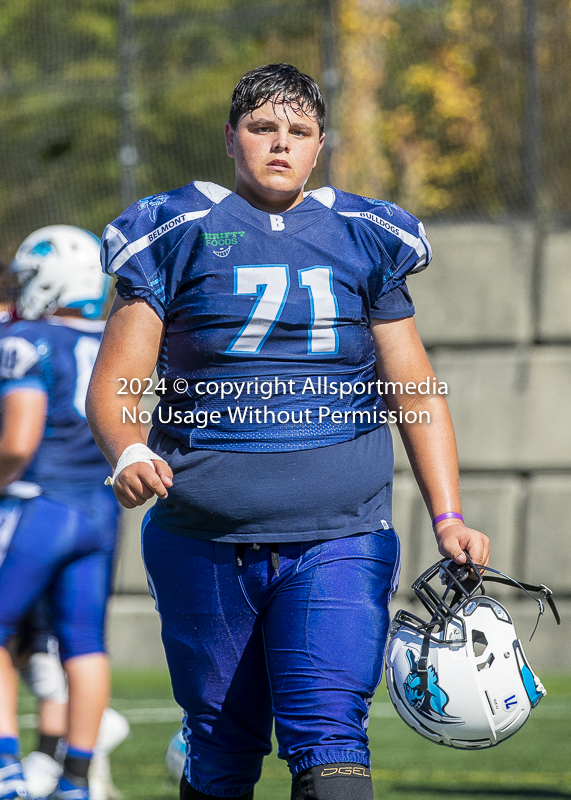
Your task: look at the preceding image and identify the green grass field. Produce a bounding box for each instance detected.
[18,670,571,800]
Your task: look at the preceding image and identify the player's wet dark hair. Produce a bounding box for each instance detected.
[229,64,326,134]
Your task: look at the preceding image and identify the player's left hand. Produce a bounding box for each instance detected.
[433,522,490,569]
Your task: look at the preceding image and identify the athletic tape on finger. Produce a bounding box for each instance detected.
[104,443,166,486]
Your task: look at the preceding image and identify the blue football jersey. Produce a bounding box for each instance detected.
[0,318,111,498]
[102,182,431,452]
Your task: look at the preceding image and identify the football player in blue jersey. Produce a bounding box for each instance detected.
[0,226,120,800]
[87,64,490,800]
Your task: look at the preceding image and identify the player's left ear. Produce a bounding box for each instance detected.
[312,132,326,167]
[225,121,235,159]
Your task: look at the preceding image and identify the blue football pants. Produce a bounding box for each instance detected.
[0,491,119,661]
[142,518,400,798]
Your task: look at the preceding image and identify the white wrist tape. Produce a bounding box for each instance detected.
[104,443,166,486]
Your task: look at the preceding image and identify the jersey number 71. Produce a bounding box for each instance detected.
[226,264,339,355]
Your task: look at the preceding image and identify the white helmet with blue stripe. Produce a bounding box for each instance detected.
[11,224,110,320]
[385,556,560,749]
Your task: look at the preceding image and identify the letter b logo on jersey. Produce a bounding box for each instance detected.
[270,214,285,231]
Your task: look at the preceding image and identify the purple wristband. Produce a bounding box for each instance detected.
[432,512,464,529]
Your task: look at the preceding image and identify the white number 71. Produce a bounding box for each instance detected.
[226,264,339,355]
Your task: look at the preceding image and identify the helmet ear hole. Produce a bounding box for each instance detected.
[472,629,488,657]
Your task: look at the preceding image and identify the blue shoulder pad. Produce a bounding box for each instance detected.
[331,188,432,278]
[101,181,231,317]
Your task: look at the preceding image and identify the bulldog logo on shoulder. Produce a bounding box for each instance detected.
[138,194,169,223]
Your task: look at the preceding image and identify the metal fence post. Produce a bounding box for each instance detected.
[119,0,139,209]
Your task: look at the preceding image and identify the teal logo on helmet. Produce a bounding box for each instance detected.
[403,649,460,723]
[30,240,55,257]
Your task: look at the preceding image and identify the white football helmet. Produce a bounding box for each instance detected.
[165,729,185,781]
[385,557,560,750]
[11,225,110,320]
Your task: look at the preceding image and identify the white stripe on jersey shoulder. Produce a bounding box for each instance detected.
[339,211,430,270]
[194,181,232,203]
[47,317,106,332]
[303,186,336,208]
[105,208,211,274]
[415,221,432,272]
[103,225,129,266]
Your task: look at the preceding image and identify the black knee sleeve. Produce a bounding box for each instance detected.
[180,772,254,799]
[291,763,373,800]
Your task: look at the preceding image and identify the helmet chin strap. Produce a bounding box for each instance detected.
[442,552,561,639]
[417,628,432,677]
[469,569,559,640]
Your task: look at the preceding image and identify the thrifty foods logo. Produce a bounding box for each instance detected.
[200,231,245,258]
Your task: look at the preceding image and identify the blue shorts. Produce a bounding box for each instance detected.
[0,490,119,661]
[142,517,400,797]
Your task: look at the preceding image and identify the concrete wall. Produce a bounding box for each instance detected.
[107,220,571,671]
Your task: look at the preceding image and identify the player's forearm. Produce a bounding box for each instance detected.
[392,392,462,519]
[0,451,30,489]
[0,389,47,488]
[371,317,462,520]
[86,294,165,467]
[0,434,36,487]
[86,372,173,509]
[387,385,489,566]
[86,378,147,468]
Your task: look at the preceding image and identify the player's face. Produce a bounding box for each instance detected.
[225,100,325,213]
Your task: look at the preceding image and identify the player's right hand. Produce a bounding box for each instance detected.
[112,460,173,508]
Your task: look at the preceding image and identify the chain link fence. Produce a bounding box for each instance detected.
[1,0,570,254]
